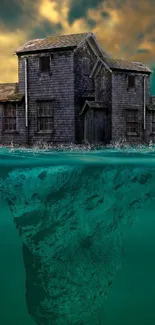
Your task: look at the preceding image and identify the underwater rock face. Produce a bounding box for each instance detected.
[1,163,155,325]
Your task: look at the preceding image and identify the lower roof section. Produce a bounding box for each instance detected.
[0,83,23,102]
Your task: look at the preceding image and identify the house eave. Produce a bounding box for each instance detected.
[15,45,77,56]
[0,97,24,103]
[112,68,152,74]
[89,57,112,79]
[89,59,101,78]
[87,33,109,59]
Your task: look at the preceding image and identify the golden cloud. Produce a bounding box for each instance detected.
[39,0,61,24]
[0,26,27,82]
[87,0,155,63]
[0,0,155,83]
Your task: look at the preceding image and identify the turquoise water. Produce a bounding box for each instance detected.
[1,146,155,325]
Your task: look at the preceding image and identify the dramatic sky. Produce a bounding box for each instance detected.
[0,0,155,94]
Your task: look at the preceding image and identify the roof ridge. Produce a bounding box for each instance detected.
[26,32,91,41]
[104,57,151,72]
[15,32,93,54]
[106,57,147,64]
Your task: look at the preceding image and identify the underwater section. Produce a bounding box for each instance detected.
[1,147,155,325]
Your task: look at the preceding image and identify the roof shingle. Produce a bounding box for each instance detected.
[104,58,151,73]
[16,32,92,54]
[0,83,23,102]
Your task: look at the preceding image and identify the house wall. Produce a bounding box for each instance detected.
[145,97,155,144]
[111,71,151,144]
[18,49,75,145]
[74,40,97,143]
[95,65,112,143]
[0,101,27,146]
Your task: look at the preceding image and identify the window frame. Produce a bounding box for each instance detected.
[39,56,50,73]
[127,75,135,88]
[82,57,91,76]
[37,100,54,133]
[126,110,138,135]
[3,102,17,132]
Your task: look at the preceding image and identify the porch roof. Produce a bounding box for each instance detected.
[80,100,104,115]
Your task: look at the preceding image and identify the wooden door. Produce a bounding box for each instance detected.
[93,110,105,143]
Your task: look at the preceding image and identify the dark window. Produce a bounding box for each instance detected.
[83,57,90,75]
[128,75,135,88]
[152,111,155,133]
[37,101,54,131]
[39,56,50,72]
[3,103,16,131]
[126,110,138,134]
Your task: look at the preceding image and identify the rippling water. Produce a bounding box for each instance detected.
[1,146,155,325]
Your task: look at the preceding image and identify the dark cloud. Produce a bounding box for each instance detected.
[101,11,110,19]
[0,0,37,28]
[0,0,22,27]
[136,48,150,54]
[31,21,63,39]
[145,22,155,34]
[68,0,103,24]
[87,18,96,28]
[137,32,145,41]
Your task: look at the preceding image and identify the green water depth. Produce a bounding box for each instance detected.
[0,147,155,325]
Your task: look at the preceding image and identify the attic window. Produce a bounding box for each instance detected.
[128,75,135,88]
[39,56,50,72]
[83,57,90,75]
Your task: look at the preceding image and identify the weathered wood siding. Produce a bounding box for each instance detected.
[0,100,27,145]
[74,41,96,143]
[111,71,151,143]
[18,50,75,145]
[95,65,112,143]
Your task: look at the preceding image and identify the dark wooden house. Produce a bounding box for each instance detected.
[0,32,154,146]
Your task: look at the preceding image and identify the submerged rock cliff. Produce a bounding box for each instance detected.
[1,151,155,325]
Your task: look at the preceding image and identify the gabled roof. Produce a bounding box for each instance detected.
[90,57,112,78]
[80,100,104,115]
[90,57,151,79]
[104,58,152,73]
[15,32,93,54]
[0,83,23,102]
